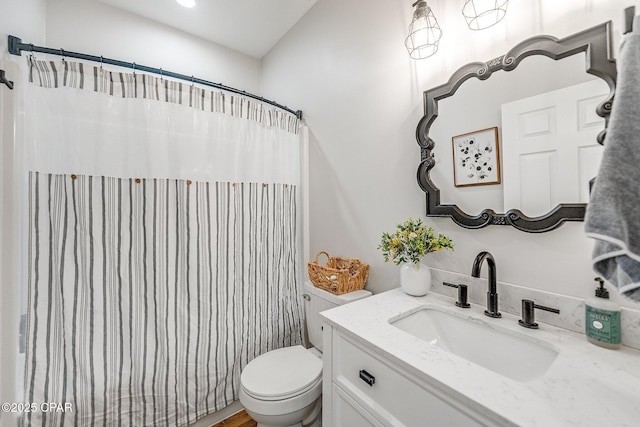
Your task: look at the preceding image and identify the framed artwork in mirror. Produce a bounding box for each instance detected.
[452,127,500,187]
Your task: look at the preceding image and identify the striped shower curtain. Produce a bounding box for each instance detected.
[19,58,304,426]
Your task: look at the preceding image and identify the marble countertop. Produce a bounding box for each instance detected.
[321,288,640,427]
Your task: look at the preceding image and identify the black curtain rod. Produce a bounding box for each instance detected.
[8,35,302,120]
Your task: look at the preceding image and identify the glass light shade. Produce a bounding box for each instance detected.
[405,1,443,59]
[462,0,509,30]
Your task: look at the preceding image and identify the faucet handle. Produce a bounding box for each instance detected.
[456,284,471,308]
[519,299,560,329]
[442,282,471,308]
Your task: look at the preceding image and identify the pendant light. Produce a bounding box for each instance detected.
[462,0,509,30]
[404,1,443,60]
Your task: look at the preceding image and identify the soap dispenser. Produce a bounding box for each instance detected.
[585,277,621,349]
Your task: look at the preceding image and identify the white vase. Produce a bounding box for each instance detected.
[400,262,432,296]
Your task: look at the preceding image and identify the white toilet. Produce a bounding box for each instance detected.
[239,281,371,427]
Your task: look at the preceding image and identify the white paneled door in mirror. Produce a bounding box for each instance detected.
[501,79,607,216]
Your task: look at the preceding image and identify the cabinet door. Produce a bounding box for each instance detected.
[331,383,385,427]
[333,331,487,426]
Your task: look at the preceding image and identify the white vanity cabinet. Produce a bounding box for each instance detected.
[321,289,640,427]
[322,325,495,427]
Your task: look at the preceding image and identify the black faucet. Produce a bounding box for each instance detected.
[471,251,501,318]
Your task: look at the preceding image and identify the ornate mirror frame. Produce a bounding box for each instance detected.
[416,22,617,233]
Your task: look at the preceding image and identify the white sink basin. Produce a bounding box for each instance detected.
[390,307,559,382]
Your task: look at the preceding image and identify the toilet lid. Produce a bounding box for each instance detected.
[241,345,322,400]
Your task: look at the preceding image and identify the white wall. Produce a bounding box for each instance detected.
[262,0,640,309]
[0,1,45,424]
[44,0,261,94]
[0,0,46,59]
[0,59,21,427]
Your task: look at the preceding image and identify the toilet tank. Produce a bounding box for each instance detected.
[303,281,371,352]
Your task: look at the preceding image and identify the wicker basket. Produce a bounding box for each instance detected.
[307,251,369,295]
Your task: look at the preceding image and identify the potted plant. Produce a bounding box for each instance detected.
[378,217,454,296]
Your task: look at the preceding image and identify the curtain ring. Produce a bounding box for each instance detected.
[159,68,163,81]
[132,62,136,76]
[191,75,195,87]
[60,48,65,62]
[100,55,104,69]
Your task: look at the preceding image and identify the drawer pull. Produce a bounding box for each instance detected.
[359,369,375,386]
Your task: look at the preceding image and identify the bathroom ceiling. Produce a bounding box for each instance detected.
[97,0,318,59]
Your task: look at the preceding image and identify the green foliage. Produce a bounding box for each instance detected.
[378,217,454,266]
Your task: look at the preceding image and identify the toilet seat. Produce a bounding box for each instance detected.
[241,345,322,401]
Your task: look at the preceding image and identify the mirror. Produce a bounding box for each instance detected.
[416,22,617,232]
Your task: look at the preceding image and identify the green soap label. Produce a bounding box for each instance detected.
[585,306,621,344]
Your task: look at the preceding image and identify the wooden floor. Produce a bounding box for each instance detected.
[211,409,257,427]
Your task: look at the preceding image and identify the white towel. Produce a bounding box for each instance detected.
[585,15,640,302]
